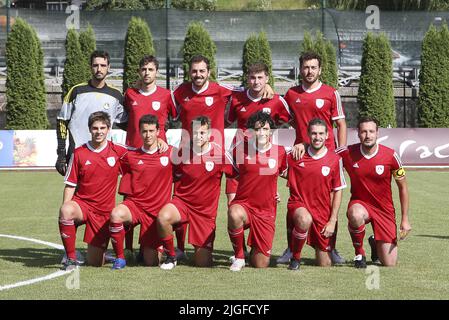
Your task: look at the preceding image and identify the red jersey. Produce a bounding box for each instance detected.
[121,146,173,216]
[124,86,177,147]
[284,82,345,150]
[227,90,291,131]
[337,143,403,215]
[231,142,288,216]
[287,147,346,224]
[172,142,233,218]
[65,141,127,215]
[173,82,241,146]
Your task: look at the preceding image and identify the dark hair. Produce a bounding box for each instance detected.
[299,51,322,68]
[307,118,328,133]
[88,111,111,128]
[139,114,159,130]
[191,115,211,130]
[246,111,275,130]
[139,55,159,70]
[189,55,210,70]
[247,62,269,76]
[90,50,110,65]
[357,116,379,130]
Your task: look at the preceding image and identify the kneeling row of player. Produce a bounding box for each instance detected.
[58,110,411,272]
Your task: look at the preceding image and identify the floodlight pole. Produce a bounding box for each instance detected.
[165,0,171,89]
[6,0,11,35]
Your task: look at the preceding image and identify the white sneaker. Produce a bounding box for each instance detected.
[229,250,249,264]
[230,258,245,272]
[61,250,85,265]
[175,248,187,261]
[276,248,292,264]
[330,249,346,264]
[160,256,177,270]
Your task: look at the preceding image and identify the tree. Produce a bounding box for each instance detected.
[123,17,155,92]
[172,0,217,10]
[5,18,49,129]
[241,31,274,87]
[62,28,85,99]
[357,32,396,127]
[182,21,217,81]
[418,24,449,127]
[79,24,96,83]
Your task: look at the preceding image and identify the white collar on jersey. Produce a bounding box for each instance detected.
[252,141,273,154]
[307,145,328,160]
[192,81,210,94]
[193,142,212,156]
[141,146,159,154]
[360,143,379,159]
[87,141,108,153]
[138,85,157,96]
[246,89,263,102]
[302,81,322,94]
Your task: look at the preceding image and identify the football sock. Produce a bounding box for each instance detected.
[348,224,366,256]
[291,226,308,261]
[175,224,187,252]
[59,218,77,260]
[228,227,245,259]
[161,234,176,257]
[110,222,125,259]
[286,215,293,249]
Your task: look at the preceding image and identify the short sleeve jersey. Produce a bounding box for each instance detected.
[232,142,288,216]
[337,143,404,215]
[124,87,177,147]
[58,82,127,147]
[65,141,128,215]
[287,147,346,224]
[172,142,233,218]
[284,82,345,150]
[121,146,173,216]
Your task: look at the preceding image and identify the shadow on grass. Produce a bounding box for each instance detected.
[415,234,449,240]
[0,247,65,269]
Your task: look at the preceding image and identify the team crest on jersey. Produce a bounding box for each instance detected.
[152,101,161,111]
[103,103,110,110]
[107,157,116,167]
[205,161,214,172]
[268,158,277,169]
[160,156,169,167]
[205,97,214,107]
[321,166,330,176]
[262,107,272,114]
[376,165,384,175]
[316,99,325,109]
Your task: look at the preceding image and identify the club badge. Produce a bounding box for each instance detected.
[322,166,330,176]
[152,101,161,111]
[316,99,325,109]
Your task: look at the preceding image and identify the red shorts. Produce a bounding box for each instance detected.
[169,198,216,250]
[226,177,239,194]
[121,200,162,250]
[73,199,110,249]
[233,201,276,257]
[348,200,397,244]
[287,203,334,252]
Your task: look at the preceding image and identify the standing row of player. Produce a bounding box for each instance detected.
[55,50,411,271]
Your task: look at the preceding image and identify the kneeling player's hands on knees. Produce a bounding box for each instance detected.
[321,221,336,238]
[399,219,412,240]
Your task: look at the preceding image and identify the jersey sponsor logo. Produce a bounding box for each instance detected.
[107,156,116,167]
[268,158,277,169]
[205,161,214,172]
[240,107,247,112]
[138,160,144,165]
[376,165,384,175]
[322,166,330,176]
[160,156,169,167]
[85,160,92,166]
[205,97,214,107]
[316,99,325,109]
[262,107,271,114]
[132,101,138,106]
[103,103,110,110]
[152,101,160,111]
[353,163,359,168]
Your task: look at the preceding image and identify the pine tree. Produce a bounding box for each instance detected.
[182,21,217,81]
[5,18,49,129]
[62,28,85,99]
[241,31,274,87]
[357,32,396,127]
[79,24,96,83]
[123,17,155,91]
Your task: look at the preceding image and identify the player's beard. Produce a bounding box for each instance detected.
[193,77,207,88]
[302,73,319,86]
[362,139,377,149]
[93,72,106,82]
[310,140,325,151]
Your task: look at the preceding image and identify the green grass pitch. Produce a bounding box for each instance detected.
[0,170,448,299]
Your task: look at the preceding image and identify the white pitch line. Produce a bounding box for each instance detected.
[0,234,70,292]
